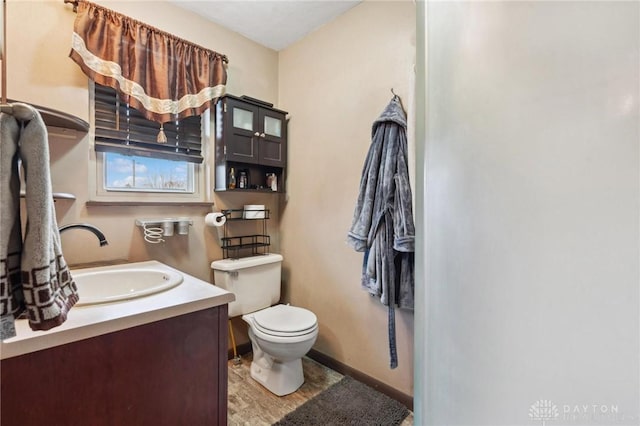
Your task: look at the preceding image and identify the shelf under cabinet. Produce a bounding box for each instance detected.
[222,209,270,221]
[221,235,270,249]
[221,234,271,259]
[220,208,271,259]
[215,188,281,194]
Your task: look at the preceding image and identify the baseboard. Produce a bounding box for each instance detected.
[307,349,413,411]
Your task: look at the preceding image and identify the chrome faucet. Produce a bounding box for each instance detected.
[58,223,109,247]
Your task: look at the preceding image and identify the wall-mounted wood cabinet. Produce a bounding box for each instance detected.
[215,95,287,192]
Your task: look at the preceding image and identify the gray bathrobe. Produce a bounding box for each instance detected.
[347,96,415,369]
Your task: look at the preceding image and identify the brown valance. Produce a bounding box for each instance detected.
[69,0,227,123]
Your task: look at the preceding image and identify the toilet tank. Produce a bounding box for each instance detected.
[211,253,283,318]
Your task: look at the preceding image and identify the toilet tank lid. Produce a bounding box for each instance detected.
[211,253,284,271]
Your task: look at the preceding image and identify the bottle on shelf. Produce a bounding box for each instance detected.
[238,170,247,189]
[229,167,236,189]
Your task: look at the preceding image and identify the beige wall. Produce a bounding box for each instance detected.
[6,0,416,397]
[278,1,416,396]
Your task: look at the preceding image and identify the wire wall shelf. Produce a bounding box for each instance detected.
[220,209,270,259]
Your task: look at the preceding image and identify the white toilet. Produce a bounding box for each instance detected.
[211,253,318,396]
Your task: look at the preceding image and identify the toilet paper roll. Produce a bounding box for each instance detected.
[205,212,227,246]
[205,212,227,227]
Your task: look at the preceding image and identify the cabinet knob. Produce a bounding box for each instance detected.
[254,132,260,137]
[260,133,265,138]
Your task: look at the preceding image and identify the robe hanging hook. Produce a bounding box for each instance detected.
[390,88,400,102]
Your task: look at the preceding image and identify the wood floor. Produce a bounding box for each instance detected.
[227,354,414,425]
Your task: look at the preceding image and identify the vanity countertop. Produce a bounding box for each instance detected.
[0,261,235,360]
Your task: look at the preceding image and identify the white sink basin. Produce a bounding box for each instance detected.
[73,267,183,306]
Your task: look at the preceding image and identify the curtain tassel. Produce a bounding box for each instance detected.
[157,123,168,143]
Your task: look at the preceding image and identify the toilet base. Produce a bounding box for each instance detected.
[250,356,304,396]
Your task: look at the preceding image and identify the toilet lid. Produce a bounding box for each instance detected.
[253,305,317,334]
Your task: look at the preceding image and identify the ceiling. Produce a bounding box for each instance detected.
[169,1,362,51]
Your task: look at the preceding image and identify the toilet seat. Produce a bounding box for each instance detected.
[248,305,318,338]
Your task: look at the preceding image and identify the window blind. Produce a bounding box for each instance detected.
[94,83,203,164]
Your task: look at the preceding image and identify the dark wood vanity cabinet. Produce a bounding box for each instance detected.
[215,95,287,192]
[1,306,229,426]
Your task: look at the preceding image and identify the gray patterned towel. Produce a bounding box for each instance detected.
[0,103,78,338]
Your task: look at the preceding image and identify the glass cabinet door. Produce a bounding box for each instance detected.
[233,107,254,131]
[263,115,282,137]
[258,109,286,167]
[224,98,259,164]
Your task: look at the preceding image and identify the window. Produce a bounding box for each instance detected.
[103,153,194,193]
[91,83,209,200]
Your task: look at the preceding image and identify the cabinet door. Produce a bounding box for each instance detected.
[224,98,260,164]
[258,108,287,167]
[1,307,228,425]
